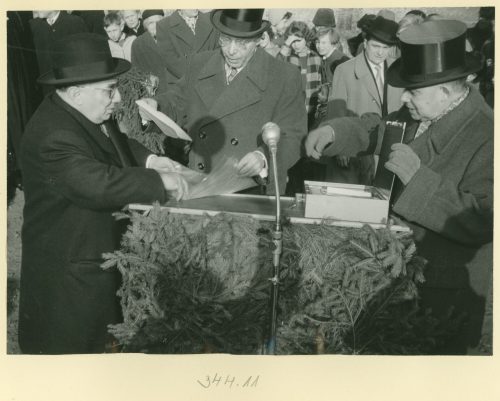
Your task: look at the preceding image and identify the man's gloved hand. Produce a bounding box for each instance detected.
[385,143,421,185]
[305,125,335,160]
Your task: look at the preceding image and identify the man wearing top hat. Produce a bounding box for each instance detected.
[306,20,493,354]
[143,9,306,194]
[18,33,188,354]
[326,15,403,185]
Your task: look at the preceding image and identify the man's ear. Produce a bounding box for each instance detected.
[67,86,83,105]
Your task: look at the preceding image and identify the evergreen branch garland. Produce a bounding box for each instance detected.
[112,67,166,154]
[102,205,460,354]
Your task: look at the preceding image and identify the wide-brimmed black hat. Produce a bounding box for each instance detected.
[387,20,482,89]
[364,16,398,45]
[210,9,270,38]
[37,33,131,86]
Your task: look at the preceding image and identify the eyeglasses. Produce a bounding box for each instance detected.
[79,85,119,99]
[218,35,256,48]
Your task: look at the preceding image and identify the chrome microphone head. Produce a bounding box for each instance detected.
[262,122,281,148]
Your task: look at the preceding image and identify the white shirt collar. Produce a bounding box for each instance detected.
[46,11,60,25]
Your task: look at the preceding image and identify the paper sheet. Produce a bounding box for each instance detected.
[135,99,192,141]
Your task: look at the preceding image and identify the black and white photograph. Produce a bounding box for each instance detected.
[3,3,497,400]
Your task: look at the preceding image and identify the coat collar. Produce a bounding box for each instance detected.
[354,51,382,107]
[428,86,487,154]
[50,92,120,162]
[195,48,269,122]
[168,11,213,52]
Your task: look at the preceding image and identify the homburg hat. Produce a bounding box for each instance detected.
[141,9,165,21]
[313,9,336,27]
[37,33,131,86]
[387,20,482,89]
[210,9,270,38]
[364,16,399,45]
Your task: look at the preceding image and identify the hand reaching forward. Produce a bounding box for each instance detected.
[384,143,421,185]
[159,172,188,201]
[305,126,335,160]
[147,155,182,173]
[237,151,266,177]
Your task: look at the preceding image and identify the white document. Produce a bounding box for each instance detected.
[135,99,192,142]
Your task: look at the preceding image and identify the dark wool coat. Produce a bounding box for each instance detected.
[156,11,219,87]
[323,87,493,352]
[131,33,169,93]
[29,12,88,77]
[155,48,307,195]
[19,93,167,354]
[321,48,350,87]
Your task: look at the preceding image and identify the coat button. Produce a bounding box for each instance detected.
[197,162,205,170]
[199,131,206,139]
[230,138,239,146]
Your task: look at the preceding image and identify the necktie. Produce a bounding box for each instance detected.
[374,63,384,101]
[227,67,238,84]
[100,122,135,167]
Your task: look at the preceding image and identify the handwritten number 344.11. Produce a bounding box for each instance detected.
[197,374,259,389]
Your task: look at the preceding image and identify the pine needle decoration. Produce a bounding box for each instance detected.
[102,207,460,354]
[112,67,166,154]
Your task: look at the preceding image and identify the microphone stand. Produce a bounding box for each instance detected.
[266,144,282,355]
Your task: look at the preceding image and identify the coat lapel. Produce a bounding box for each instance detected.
[52,93,121,164]
[354,52,382,109]
[170,11,195,49]
[194,49,268,123]
[194,13,214,52]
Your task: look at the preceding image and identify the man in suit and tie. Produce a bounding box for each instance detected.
[326,15,402,184]
[306,20,493,354]
[18,33,188,354]
[156,9,220,88]
[143,9,306,195]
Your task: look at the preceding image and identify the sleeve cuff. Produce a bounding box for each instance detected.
[254,151,268,178]
[145,154,158,168]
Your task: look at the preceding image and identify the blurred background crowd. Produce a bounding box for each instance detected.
[7,7,495,202]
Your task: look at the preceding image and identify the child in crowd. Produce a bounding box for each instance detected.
[258,25,281,57]
[104,11,136,61]
[314,27,350,123]
[279,21,322,128]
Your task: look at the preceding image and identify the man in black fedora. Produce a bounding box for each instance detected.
[142,9,306,194]
[18,33,188,354]
[306,20,493,354]
[325,15,402,185]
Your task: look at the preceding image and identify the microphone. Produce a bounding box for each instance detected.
[262,122,281,153]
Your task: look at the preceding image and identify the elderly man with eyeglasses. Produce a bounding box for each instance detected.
[142,9,306,195]
[18,33,188,354]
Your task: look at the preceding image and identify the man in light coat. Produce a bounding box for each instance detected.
[306,20,493,354]
[326,16,402,184]
[143,9,306,195]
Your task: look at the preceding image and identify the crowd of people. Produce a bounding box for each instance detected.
[6,8,494,355]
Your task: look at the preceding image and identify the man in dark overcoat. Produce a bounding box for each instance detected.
[18,33,188,354]
[306,20,493,354]
[131,10,168,92]
[155,9,220,88]
[144,9,306,195]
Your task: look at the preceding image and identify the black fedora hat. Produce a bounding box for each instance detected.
[210,9,270,38]
[387,20,482,89]
[364,16,398,45]
[37,33,131,86]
